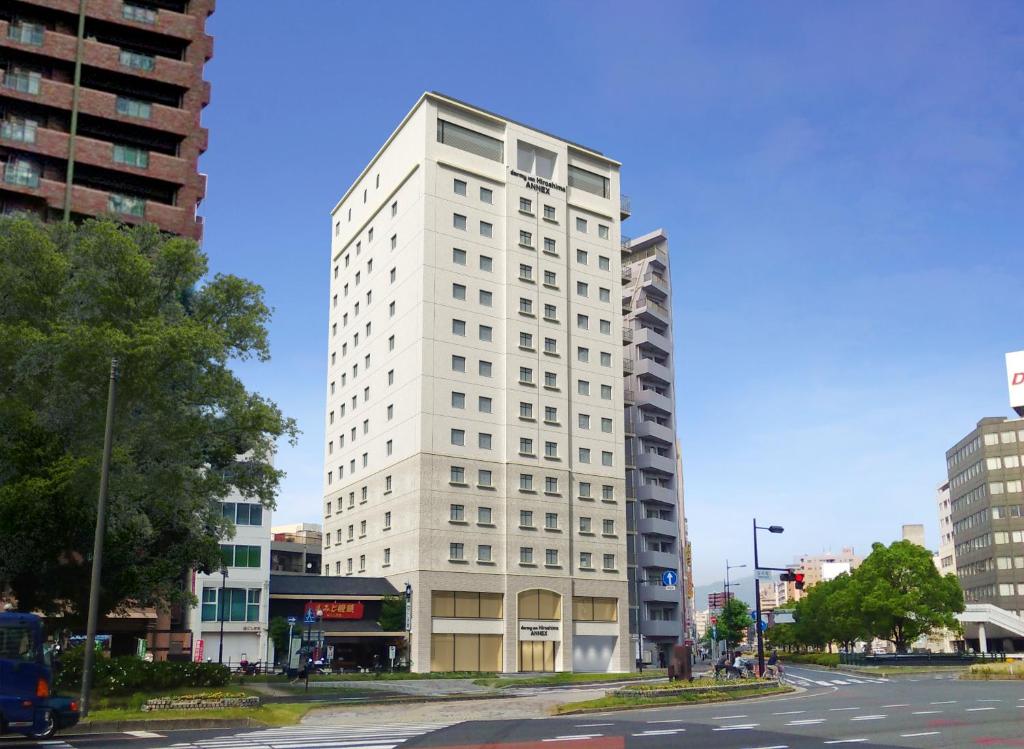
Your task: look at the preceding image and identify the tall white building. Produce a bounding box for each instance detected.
[188,491,271,666]
[935,480,956,575]
[322,93,631,672]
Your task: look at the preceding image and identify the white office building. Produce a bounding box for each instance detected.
[188,491,272,666]
[322,92,631,672]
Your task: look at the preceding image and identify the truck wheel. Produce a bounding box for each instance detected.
[29,709,56,739]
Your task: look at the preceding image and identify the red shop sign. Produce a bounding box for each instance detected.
[304,601,365,620]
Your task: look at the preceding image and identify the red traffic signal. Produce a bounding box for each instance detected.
[794,573,805,590]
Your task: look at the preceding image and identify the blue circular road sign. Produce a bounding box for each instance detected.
[661,570,678,587]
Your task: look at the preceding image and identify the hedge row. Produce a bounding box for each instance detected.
[55,647,230,696]
[782,653,839,668]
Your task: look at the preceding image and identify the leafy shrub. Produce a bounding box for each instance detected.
[55,646,230,696]
[783,653,839,667]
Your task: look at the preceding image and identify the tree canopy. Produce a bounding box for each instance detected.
[0,217,297,622]
[717,597,752,650]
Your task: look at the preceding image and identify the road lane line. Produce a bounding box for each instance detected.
[632,729,687,736]
[713,724,759,731]
[966,707,997,712]
[912,710,941,715]
[824,740,868,745]
[930,700,956,704]
[881,704,909,708]
[850,715,886,721]
[830,680,850,684]
[829,707,860,711]
[901,732,941,738]
[542,735,603,742]
[773,710,806,715]
[712,714,749,719]
[814,680,833,686]
[647,719,686,723]
[575,724,613,727]
[742,746,788,749]
[124,732,166,738]
[977,699,1003,702]
[786,719,826,725]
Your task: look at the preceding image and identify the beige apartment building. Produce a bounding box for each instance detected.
[322,93,631,672]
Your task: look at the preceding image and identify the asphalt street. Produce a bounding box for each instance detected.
[2,667,1020,749]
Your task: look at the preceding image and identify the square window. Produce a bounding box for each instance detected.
[450,466,465,483]
[452,355,466,372]
[520,298,534,314]
[599,287,610,303]
[576,249,588,265]
[600,351,612,367]
[520,547,534,564]
[600,319,611,335]
[601,417,613,433]
[450,504,465,521]
[603,554,615,570]
[480,221,493,237]
[580,552,592,569]
[546,548,558,566]
[519,264,533,281]
[545,510,558,527]
[451,391,466,409]
[601,451,613,466]
[520,229,533,247]
[576,217,588,233]
[544,270,557,286]
[579,481,592,497]
[520,197,532,213]
[453,248,467,265]
[451,429,465,446]
[453,283,466,300]
[545,442,558,459]
[579,413,591,429]
[544,205,556,220]
[545,406,558,422]
[453,213,467,230]
[520,402,534,419]
[478,432,492,449]
[598,224,609,239]
[520,437,534,455]
[578,347,590,362]
[479,506,492,524]
[544,237,556,254]
[520,474,533,491]
[478,470,493,488]
[519,367,533,384]
[544,371,557,388]
[480,186,493,203]
[601,384,612,400]
[479,289,492,306]
[454,179,467,195]
[450,543,464,560]
[480,255,493,272]
[544,304,557,320]
[579,447,591,463]
[577,314,589,330]
[544,337,557,354]
[520,332,534,349]
[452,319,466,336]
[478,544,492,562]
[520,510,534,527]
[578,380,590,395]
[479,325,493,341]
[479,360,492,377]
[599,255,610,271]
[577,281,589,297]
[479,396,493,413]
[603,519,615,535]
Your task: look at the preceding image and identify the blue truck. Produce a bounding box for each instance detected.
[0,611,80,739]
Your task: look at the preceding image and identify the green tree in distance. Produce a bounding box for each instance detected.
[269,617,291,664]
[378,596,406,632]
[856,540,964,652]
[0,218,297,622]
[718,597,752,651]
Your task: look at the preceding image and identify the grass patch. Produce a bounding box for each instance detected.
[619,678,729,692]
[554,685,792,714]
[474,671,666,688]
[963,662,1024,680]
[783,653,839,668]
[84,702,313,727]
[842,664,968,677]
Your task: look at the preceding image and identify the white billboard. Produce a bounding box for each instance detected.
[821,561,851,582]
[1008,351,1024,413]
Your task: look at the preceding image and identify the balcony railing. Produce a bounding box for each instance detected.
[624,388,636,403]
[622,327,634,343]
[8,23,44,46]
[620,193,632,218]
[623,358,634,374]
[622,265,633,281]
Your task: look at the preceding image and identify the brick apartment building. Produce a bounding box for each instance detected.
[0,0,213,239]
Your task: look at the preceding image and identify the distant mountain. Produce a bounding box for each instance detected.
[693,576,756,611]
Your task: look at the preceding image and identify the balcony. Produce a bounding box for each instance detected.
[642,272,669,298]
[636,451,675,475]
[634,298,670,326]
[623,388,636,404]
[635,327,671,355]
[26,0,205,41]
[638,516,678,538]
[621,236,632,253]
[640,618,682,639]
[639,584,683,604]
[622,357,634,375]
[636,357,672,386]
[638,549,679,570]
[636,484,677,505]
[636,388,672,414]
[636,419,675,445]
[622,326,634,343]
[621,264,633,282]
[620,193,631,220]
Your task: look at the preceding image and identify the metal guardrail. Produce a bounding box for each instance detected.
[839,652,1006,666]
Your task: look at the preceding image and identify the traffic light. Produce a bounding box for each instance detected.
[779,570,795,582]
[794,573,805,590]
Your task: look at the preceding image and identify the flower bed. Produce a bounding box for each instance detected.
[616,679,779,698]
[142,693,260,711]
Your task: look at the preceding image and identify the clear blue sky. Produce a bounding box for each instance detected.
[200,2,1022,586]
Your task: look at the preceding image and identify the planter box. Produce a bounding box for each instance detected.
[142,696,260,711]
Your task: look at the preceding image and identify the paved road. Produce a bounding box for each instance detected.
[2,668,1019,748]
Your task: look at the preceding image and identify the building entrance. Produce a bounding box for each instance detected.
[520,640,557,671]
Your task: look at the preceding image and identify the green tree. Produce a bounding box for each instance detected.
[0,218,297,621]
[819,573,871,652]
[855,540,964,652]
[718,597,752,650]
[378,596,406,632]
[269,617,291,664]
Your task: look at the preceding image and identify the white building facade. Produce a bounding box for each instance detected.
[188,493,271,666]
[322,93,631,672]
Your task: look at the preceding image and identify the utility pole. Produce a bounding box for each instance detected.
[217,567,228,665]
[80,358,119,718]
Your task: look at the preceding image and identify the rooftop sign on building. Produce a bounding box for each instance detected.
[1007,351,1024,416]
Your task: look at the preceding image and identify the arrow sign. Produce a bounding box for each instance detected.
[287,616,297,626]
[661,570,678,587]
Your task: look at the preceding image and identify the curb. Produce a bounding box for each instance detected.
[68,718,258,734]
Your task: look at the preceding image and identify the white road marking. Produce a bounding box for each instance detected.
[881,704,909,708]
[632,729,686,736]
[647,719,686,723]
[966,707,997,712]
[830,680,849,685]
[124,732,165,738]
[543,736,603,742]
[814,680,833,686]
[912,710,942,715]
[931,700,956,704]
[713,714,748,719]
[575,723,613,727]
[850,714,887,721]
[741,746,789,749]
[713,724,759,731]
[786,719,826,725]
[829,707,860,711]
[977,699,1003,702]
[902,732,941,738]
[824,740,868,745]
[773,710,806,715]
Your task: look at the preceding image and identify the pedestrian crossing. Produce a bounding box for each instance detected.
[163,722,452,749]
[784,669,890,688]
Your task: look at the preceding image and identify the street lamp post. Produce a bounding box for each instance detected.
[217,567,228,665]
[404,582,412,670]
[725,560,746,598]
[753,519,784,676]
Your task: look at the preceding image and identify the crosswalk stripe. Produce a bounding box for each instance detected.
[162,723,451,749]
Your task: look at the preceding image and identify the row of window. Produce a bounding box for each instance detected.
[448,429,616,465]
[446,504,615,534]
[448,543,616,570]
[200,587,261,622]
[221,502,263,527]
[428,591,617,622]
[956,530,1024,556]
